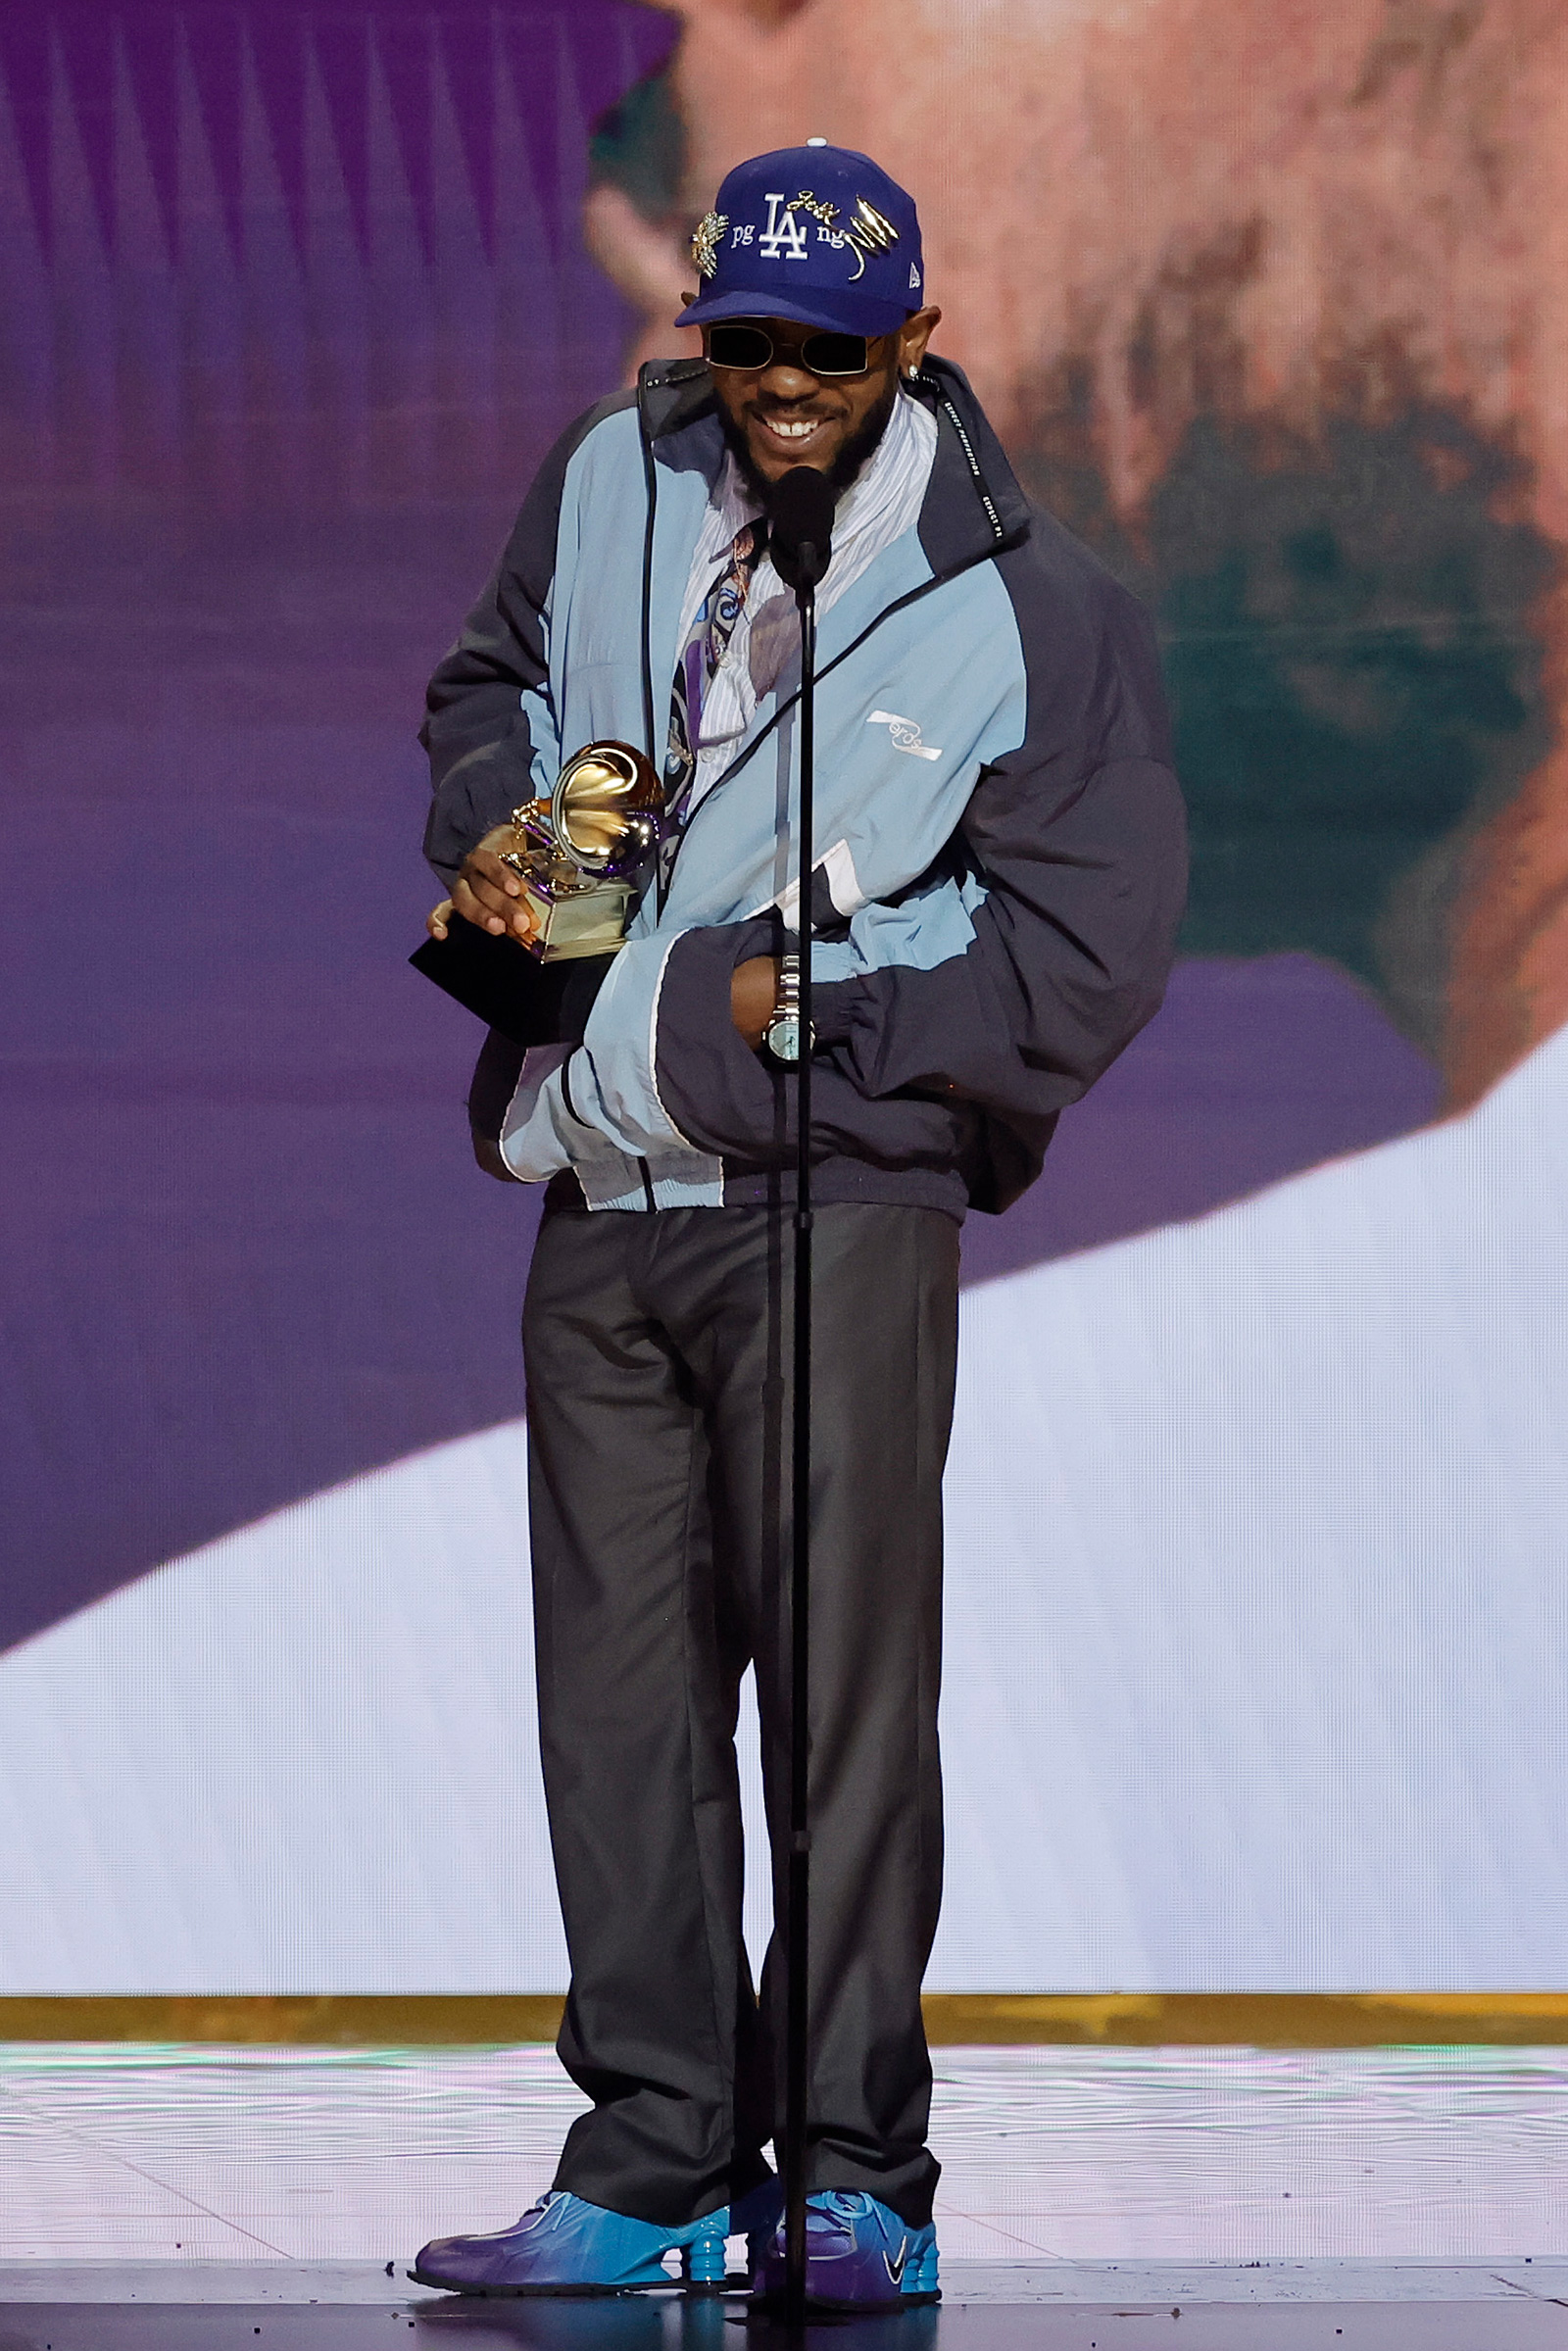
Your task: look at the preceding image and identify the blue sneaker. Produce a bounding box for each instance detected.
[754,2189,939,2309]
[410,2189,730,2296]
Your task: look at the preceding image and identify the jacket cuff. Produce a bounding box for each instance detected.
[421,741,534,884]
[653,917,793,1161]
[807,976,858,1049]
[466,1027,528,1183]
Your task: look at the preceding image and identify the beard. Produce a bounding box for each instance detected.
[719,370,903,510]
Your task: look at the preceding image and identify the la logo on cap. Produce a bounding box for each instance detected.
[760,194,810,262]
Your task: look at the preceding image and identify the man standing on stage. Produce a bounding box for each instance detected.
[412,145,1186,2311]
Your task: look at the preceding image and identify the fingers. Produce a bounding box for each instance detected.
[451,874,544,948]
[456,849,518,933]
[453,849,539,943]
[450,874,508,936]
[506,893,545,950]
[426,899,455,939]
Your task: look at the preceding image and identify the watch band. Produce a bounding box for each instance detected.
[762,950,811,1065]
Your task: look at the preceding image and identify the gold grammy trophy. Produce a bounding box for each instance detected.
[501,741,664,961]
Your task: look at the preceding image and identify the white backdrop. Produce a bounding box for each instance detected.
[3,1029,1565,1993]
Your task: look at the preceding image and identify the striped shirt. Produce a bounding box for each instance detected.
[674,386,938,813]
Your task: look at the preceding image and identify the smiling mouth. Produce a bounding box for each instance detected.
[755,414,833,445]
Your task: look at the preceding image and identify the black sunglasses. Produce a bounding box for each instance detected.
[705,321,876,378]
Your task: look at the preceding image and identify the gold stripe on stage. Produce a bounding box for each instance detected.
[1,1993,1565,2046]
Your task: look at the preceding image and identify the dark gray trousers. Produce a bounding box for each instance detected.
[521,1200,960,2231]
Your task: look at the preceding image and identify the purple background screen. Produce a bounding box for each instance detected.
[0,1,1439,1650]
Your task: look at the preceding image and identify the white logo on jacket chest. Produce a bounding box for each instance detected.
[867,709,943,761]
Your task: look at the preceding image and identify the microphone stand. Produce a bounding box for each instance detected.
[765,465,833,2334]
[784,563,815,2334]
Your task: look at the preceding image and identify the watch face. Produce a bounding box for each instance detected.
[765,1014,802,1064]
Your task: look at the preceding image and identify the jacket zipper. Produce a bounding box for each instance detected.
[635,371,1025,907]
[655,540,1020,906]
[638,396,659,767]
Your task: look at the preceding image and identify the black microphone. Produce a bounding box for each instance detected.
[766,465,835,598]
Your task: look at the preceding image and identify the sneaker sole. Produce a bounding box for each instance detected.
[408,2267,692,2298]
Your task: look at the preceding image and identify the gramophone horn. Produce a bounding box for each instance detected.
[551,742,663,874]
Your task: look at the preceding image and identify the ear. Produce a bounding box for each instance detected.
[898,305,942,375]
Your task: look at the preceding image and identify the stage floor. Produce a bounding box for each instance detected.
[1,2044,1564,2343]
[1,2263,1567,2347]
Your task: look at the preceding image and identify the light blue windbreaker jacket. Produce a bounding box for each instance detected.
[422,358,1187,1222]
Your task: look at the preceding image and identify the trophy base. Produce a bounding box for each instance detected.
[410,921,613,1049]
[522,878,635,962]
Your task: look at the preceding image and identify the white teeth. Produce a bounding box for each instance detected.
[767,418,819,438]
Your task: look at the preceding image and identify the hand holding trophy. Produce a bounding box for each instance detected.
[412,741,665,1044]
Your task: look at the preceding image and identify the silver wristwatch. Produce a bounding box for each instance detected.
[762,951,812,1065]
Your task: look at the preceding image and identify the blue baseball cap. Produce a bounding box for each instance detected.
[676,143,925,340]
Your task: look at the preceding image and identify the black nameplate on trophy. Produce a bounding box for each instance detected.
[410,921,614,1048]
